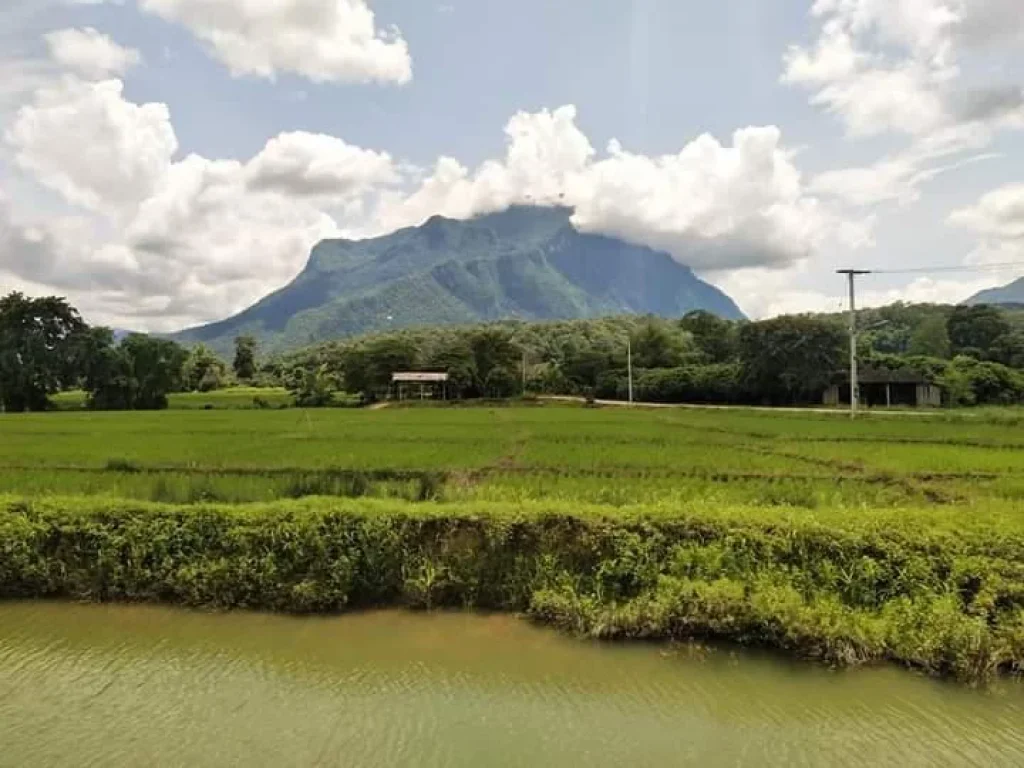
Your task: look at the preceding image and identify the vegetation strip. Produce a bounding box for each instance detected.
[3,496,1024,683]
[0,462,1004,484]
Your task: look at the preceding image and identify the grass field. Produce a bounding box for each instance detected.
[2,402,1024,679]
[2,403,1022,506]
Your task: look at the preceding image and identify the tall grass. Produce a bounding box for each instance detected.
[3,495,1024,681]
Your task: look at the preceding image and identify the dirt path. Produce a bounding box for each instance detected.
[537,395,940,417]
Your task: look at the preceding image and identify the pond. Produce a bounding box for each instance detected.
[1,603,1023,767]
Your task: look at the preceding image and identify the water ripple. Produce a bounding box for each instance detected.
[1,603,1023,767]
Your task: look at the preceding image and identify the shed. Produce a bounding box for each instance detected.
[391,372,449,401]
[823,366,942,408]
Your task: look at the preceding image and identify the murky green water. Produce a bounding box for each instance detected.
[2,604,1023,767]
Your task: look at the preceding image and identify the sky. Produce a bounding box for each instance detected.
[1,0,1023,331]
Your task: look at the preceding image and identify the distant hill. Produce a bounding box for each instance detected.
[965,277,1024,307]
[173,206,745,355]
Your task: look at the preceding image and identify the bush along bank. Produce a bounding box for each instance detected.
[2,496,1024,682]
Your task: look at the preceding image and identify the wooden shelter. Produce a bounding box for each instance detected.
[823,366,941,408]
[391,372,449,401]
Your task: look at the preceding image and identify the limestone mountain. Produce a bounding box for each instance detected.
[174,206,745,354]
[965,277,1024,308]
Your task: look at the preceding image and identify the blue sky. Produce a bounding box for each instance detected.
[1,0,1022,329]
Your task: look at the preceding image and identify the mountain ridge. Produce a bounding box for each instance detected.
[173,206,745,354]
[965,277,1024,307]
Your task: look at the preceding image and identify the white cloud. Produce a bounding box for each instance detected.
[361,107,863,272]
[810,126,999,206]
[782,24,863,84]
[856,275,1008,306]
[949,183,1024,241]
[949,184,1024,277]
[2,74,346,330]
[783,0,1024,299]
[952,0,1024,49]
[124,155,340,326]
[717,265,1006,319]
[2,83,866,329]
[6,77,177,216]
[138,0,412,84]
[246,131,399,199]
[572,128,868,270]
[44,27,141,79]
[785,0,1024,138]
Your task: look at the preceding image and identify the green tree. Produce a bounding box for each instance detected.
[483,365,519,398]
[991,330,1024,369]
[629,318,687,369]
[88,335,188,410]
[0,292,86,412]
[738,315,845,404]
[287,365,336,407]
[77,327,128,409]
[339,347,372,398]
[233,335,257,381]
[469,329,519,395]
[942,356,1024,405]
[423,338,476,398]
[679,311,737,363]
[563,347,614,392]
[947,305,1011,359]
[907,315,951,358]
[340,336,419,399]
[184,344,227,392]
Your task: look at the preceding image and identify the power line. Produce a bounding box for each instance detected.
[834,258,1023,420]
[866,261,1024,275]
[837,270,870,418]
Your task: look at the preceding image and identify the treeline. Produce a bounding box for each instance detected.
[3,290,1024,412]
[0,293,261,412]
[277,302,1024,407]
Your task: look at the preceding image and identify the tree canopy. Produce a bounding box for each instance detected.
[3,290,1022,412]
[0,293,86,412]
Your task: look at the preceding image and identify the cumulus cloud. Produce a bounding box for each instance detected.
[44,27,141,79]
[0,14,868,330]
[784,0,1024,138]
[922,179,1023,304]
[246,131,399,199]
[360,107,863,271]
[6,77,177,215]
[952,0,1024,49]
[2,77,867,329]
[2,72,343,330]
[949,184,1024,274]
[137,0,412,84]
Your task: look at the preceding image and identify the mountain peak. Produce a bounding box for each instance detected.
[965,277,1024,306]
[173,205,744,355]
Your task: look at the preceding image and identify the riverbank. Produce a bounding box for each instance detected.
[3,495,1023,682]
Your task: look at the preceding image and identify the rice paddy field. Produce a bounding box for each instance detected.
[2,402,1022,507]
[3,401,1024,679]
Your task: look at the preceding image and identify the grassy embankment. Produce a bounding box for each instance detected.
[1,404,1023,680]
[51,388,295,411]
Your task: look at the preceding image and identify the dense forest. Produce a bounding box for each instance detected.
[277,302,1024,406]
[2,291,1023,411]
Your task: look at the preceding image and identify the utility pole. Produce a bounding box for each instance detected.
[521,350,527,395]
[627,336,634,405]
[837,269,871,418]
